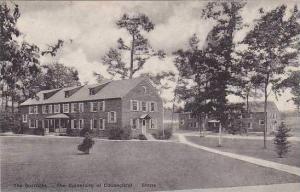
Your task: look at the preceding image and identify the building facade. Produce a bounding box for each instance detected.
[19,77,163,137]
[178,101,281,133]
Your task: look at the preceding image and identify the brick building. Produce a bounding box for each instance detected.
[19,77,163,137]
[178,101,281,133]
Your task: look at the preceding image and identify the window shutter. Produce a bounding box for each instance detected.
[103,101,105,111]
[71,120,74,129]
[36,120,38,128]
[103,119,105,130]
[155,102,158,112]
[107,112,110,123]
[90,119,93,129]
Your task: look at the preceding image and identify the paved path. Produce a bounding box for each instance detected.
[158,183,300,192]
[177,134,300,177]
[179,132,300,142]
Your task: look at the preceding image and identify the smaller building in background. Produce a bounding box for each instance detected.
[178,101,281,133]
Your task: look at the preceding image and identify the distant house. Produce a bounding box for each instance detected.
[178,101,281,133]
[240,101,281,133]
[19,77,163,137]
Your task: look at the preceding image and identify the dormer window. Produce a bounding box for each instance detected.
[142,86,147,94]
[65,91,70,98]
[89,88,95,95]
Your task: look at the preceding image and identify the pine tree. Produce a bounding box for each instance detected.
[274,122,291,158]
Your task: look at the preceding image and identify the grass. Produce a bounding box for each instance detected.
[187,136,300,167]
[1,136,300,192]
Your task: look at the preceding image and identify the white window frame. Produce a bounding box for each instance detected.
[79,119,84,129]
[29,106,34,114]
[149,102,156,112]
[71,103,77,113]
[98,101,105,112]
[99,118,105,130]
[130,118,139,130]
[48,105,53,114]
[34,106,38,114]
[29,119,36,128]
[54,104,60,113]
[42,105,47,114]
[90,119,98,129]
[108,111,117,123]
[259,120,265,125]
[90,102,98,112]
[131,100,139,111]
[71,119,77,129]
[150,119,157,129]
[79,103,84,113]
[141,101,147,112]
[63,103,69,113]
[22,114,28,123]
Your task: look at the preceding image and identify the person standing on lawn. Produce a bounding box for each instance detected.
[78,132,95,154]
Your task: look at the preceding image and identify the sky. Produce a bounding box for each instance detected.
[13,0,300,111]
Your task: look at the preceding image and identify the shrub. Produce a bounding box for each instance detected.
[274,122,291,158]
[66,128,73,136]
[152,128,172,140]
[33,128,45,136]
[108,127,131,140]
[80,128,92,137]
[138,134,147,140]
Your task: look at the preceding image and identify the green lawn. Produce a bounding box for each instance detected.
[187,136,300,167]
[1,136,300,192]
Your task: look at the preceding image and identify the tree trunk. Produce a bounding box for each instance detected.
[129,34,135,79]
[246,93,249,113]
[263,81,268,149]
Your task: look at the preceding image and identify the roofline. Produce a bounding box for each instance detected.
[19,97,122,106]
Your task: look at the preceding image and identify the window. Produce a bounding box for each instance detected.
[89,88,95,95]
[29,106,34,114]
[259,120,265,125]
[79,103,84,113]
[108,111,117,123]
[34,106,38,114]
[141,101,147,112]
[131,100,139,111]
[71,103,77,113]
[130,118,139,129]
[48,105,53,114]
[65,91,70,98]
[99,118,105,130]
[90,119,98,129]
[29,119,36,128]
[22,114,28,123]
[90,102,98,112]
[71,119,77,129]
[149,102,156,112]
[150,119,157,129]
[63,104,69,113]
[98,101,105,111]
[79,119,84,129]
[54,104,60,113]
[42,105,47,114]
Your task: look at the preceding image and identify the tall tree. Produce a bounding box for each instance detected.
[38,62,81,90]
[243,5,300,148]
[277,70,300,112]
[102,13,165,79]
[174,2,246,129]
[0,2,40,111]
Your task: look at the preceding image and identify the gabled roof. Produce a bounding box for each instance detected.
[248,101,279,113]
[20,77,147,106]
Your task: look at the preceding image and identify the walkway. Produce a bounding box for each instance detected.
[159,183,300,192]
[177,134,300,177]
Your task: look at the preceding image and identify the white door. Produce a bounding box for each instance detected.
[142,119,146,134]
